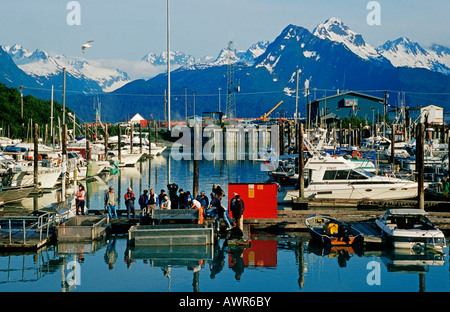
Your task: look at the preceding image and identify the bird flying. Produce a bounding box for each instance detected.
[81,41,94,54]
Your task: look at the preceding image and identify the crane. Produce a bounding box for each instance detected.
[260,101,283,122]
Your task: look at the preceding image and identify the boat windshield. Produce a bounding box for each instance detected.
[323,169,370,180]
[354,169,376,177]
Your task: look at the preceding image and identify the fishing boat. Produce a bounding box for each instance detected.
[375,209,446,251]
[305,215,363,246]
[279,154,420,202]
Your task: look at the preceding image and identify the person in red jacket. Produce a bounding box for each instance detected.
[124,187,136,219]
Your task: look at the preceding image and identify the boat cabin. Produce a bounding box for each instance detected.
[380,209,435,231]
[305,155,375,185]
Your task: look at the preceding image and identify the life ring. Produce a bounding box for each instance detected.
[352,151,361,159]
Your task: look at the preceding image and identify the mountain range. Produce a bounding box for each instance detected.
[1,17,450,123]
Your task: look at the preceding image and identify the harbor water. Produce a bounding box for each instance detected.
[1,156,450,293]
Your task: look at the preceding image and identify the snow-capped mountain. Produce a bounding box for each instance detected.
[313,18,381,61]
[311,18,450,75]
[2,44,130,92]
[141,51,196,67]
[377,37,450,75]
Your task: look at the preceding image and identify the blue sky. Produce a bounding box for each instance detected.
[1,0,449,61]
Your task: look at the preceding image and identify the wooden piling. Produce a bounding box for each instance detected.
[130,123,134,154]
[104,123,108,160]
[298,123,304,198]
[33,123,38,186]
[118,125,122,162]
[139,123,142,154]
[193,124,200,198]
[416,123,425,209]
[391,124,395,164]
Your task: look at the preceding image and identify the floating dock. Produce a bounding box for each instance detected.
[128,224,214,246]
[57,215,110,242]
[0,213,55,250]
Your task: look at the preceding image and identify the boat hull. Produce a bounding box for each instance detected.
[305,215,363,247]
[281,182,419,202]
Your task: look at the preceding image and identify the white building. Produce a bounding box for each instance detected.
[129,113,146,125]
[406,105,444,125]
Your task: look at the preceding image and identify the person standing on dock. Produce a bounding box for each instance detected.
[158,189,166,206]
[230,194,245,232]
[179,189,188,209]
[147,188,158,216]
[124,187,136,219]
[167,183,179,209]
[138,190,149,216]
[105,186,118,219]
[75,185,86,215]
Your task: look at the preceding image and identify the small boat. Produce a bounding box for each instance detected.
[375,209,446,251]
[305,215,363,246]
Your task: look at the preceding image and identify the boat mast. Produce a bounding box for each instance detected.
[167,0,171,131]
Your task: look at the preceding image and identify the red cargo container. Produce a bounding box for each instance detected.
[228,183,277,219]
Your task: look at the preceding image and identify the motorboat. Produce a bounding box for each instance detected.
[375,209,446,251]
[0,158,36,205]
[107,150,144,167]
[0,152,61,192]
[279,154,420,202]
[305,215,363,246]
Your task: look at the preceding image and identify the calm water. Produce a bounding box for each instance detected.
[1,155,450,293]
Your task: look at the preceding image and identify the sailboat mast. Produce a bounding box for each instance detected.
[167,0,171,131]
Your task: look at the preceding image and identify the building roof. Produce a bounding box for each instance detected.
[129,113,145,122]
[311,91,385,104]
[406,105,443,111]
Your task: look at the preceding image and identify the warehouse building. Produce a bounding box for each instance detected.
[308,91,387,127]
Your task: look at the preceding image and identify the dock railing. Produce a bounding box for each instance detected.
[1,212,54,246]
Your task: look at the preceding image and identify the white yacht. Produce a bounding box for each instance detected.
[375,209,446,251]
[280,154,420,202]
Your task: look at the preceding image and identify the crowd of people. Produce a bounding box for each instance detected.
[100,182,245,233]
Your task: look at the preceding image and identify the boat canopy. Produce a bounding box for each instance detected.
[386,209,428,216]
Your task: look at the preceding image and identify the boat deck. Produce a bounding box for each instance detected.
[349,221,382,245]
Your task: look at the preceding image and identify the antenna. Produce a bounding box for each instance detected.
[226,41,238,120]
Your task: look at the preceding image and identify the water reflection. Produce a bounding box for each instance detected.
[0,155,450,292]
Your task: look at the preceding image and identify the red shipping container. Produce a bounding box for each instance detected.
[228,183,277,219]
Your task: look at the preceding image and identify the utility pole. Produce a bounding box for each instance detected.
[62,68,66,126]
[295,69,299,124]
[184,86,188,124]
[20,86,24,141]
